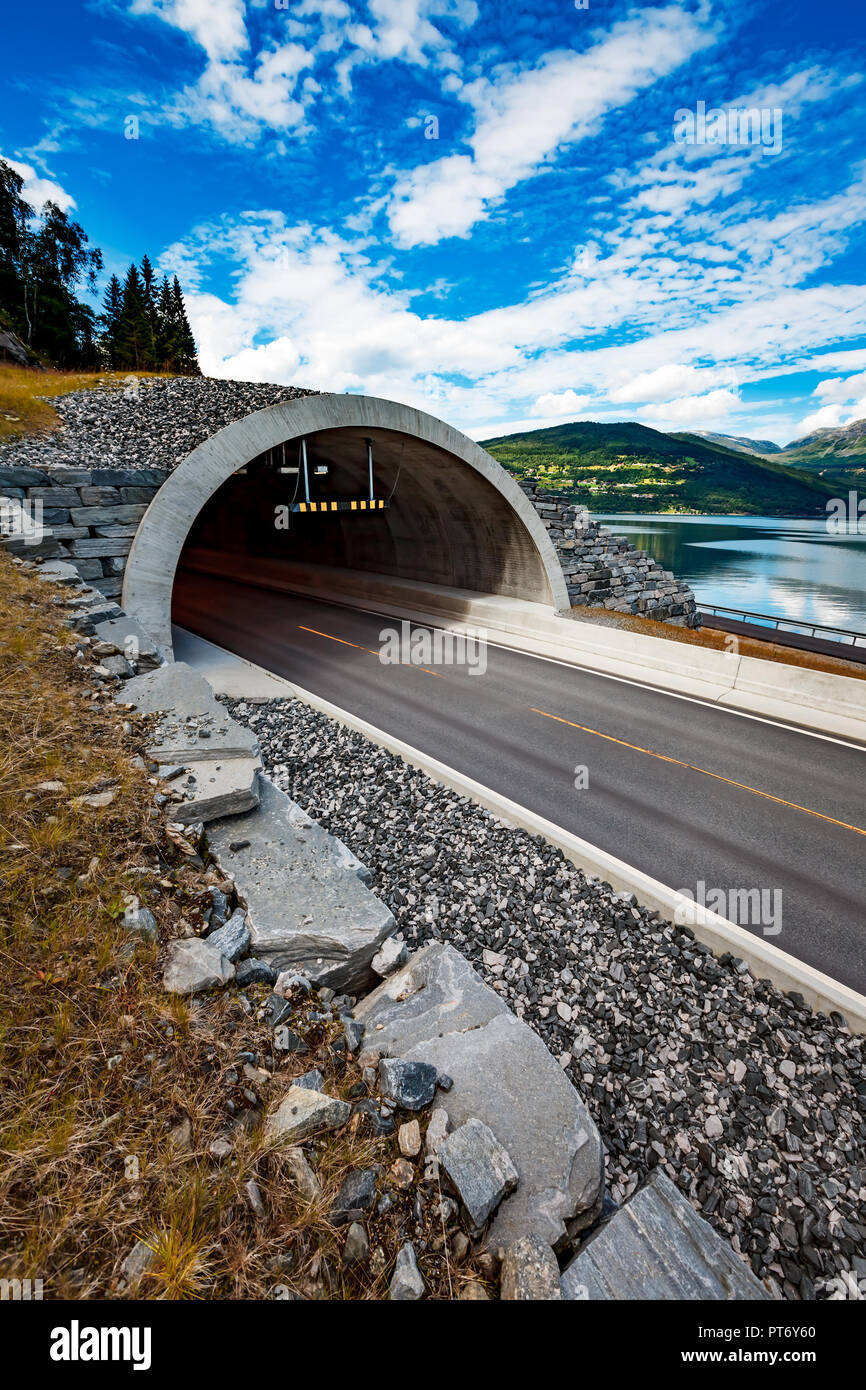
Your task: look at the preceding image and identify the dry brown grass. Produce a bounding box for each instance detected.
[574,606,866,682]
[0,365,173,443]
[0,555,487,1300]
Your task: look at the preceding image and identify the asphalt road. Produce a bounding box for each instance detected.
[174,571,866,995]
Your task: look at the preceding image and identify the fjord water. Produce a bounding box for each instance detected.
[593,515,866,634]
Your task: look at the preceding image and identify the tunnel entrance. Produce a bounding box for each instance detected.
[174,424,557,609]
[122,393,569,655]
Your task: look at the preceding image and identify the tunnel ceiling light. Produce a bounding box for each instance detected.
[280,435,389,515]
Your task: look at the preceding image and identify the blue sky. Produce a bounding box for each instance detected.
[2,0,865,443]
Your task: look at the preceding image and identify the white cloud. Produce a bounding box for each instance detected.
[129,0,248,63]
[797,396,866,434]
[172,199,866,440]
[531,389,590,417]
[386,5,716,246]
[639,388,740,425]
[160,112,866,443]
[619,65,853,218]
[362,0,477,67]
[128,0,477,140]
[219,334,301,381]
[814,370,866,402]
[171,43,315,141]
[2,156,76,212]
[796,402,849,432]
[794,368,866,433]
[609,363,730,403]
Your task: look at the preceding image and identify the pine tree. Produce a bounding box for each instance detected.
[114,263,151,371]
[100,274,123,368]
[170,275,200,374]
[153,275,173,370]
[139,254,157,367]
[0,159,200,373]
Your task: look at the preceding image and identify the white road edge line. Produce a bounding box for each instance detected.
[176,627,866,1033]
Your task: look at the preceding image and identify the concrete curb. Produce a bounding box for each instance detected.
[179,631,866,1033]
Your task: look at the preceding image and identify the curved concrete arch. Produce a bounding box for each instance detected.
[123,391,570,653]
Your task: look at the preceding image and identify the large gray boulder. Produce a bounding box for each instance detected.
[207,777,394,992]
[0,329,32,366]
[560,1168,770,1300]
[92,613,162,671]
[355,942,604,1250]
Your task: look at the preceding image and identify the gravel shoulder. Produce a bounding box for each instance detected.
[227,693,866,1302]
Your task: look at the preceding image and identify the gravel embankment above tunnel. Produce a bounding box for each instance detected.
[0,377,316,473]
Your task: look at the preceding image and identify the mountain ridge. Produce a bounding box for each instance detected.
[481,418,847,514]
[768,417,866,477]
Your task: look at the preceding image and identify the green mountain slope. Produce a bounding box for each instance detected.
[480,420,843,515]
[769,419,866,479]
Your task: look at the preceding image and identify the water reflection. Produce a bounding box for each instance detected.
[592,515,866,632]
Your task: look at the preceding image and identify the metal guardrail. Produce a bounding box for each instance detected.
[699,603,866,647]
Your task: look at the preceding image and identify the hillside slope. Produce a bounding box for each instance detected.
[769,418,866,479]
[690,429,782,455]
[481,419,841,514]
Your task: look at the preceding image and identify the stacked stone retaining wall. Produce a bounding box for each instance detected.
[519,478,700,627]
[0,466,168,598]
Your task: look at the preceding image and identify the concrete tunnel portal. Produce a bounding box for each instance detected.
[121,393,570,657]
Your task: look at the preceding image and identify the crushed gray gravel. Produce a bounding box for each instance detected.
[0,377,316,473]
[226,694,866,1302]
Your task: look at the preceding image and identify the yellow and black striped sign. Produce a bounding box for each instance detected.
[293,499,388,513]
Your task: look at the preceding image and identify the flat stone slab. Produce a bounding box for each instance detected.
[439,1118,519,1227]
[69,537,133,557]
[207,776,394,992]
[355,942,604,1250]
[163,938,235,995]
[70,503,148,527]
[264,1085,351,1145]
[560,1169,770,1301]
[168,756,262,824]
[92,613,162,670]
[35,560,81,584]
[116,662,259,761]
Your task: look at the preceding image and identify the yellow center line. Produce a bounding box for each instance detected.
[298,625,446,678]
[299,624,379,656]
[530,706,866,839]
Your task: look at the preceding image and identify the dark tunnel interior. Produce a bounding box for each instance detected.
[172,426,555,617]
